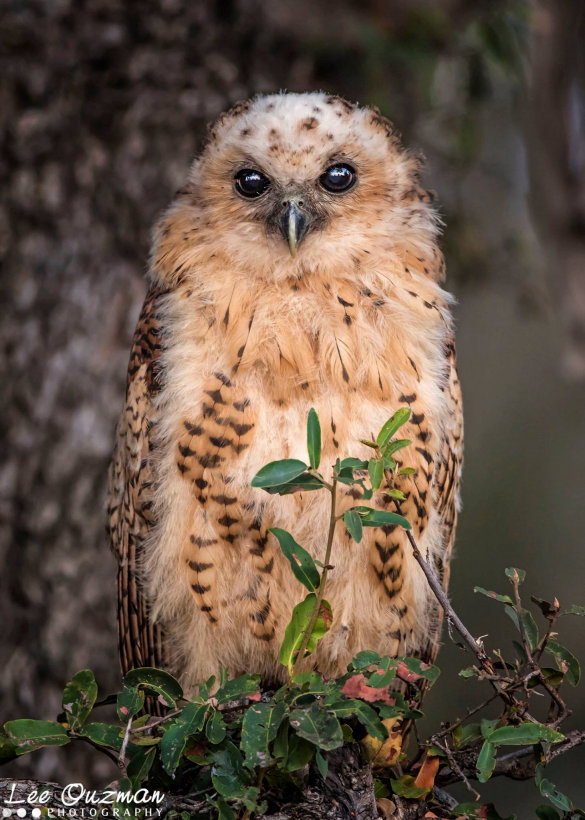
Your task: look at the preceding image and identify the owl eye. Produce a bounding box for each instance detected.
[234,168,271,198]
[320,163,356,193]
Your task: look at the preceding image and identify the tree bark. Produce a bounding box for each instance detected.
[0,746,377,820]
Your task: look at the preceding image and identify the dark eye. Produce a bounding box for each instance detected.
[234,168,271,198]
[320,163,356,193]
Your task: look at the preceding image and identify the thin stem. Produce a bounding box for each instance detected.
[434,738,480,800]
[291,475,338,677]
[118,715,133,771]
[130,708,181,733]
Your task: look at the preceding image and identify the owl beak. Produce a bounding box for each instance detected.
[280,200,310,256]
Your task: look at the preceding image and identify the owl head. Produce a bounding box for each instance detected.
[152,92,440,285]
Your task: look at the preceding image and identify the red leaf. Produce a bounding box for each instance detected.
[396,661,421,683]
[341,674,396,705]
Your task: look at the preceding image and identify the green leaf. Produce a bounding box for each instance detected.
[307,408,321,469]
[206,711,227,744]
[481,718,500,739]
[289,703,344,750]
[536,764,574,812]
[251,459,308,489]
[117,686,145,722]
[476,739,496,782]
[512,640,528,663]
[505,567,526,584]
[211,742,251,799]
[159,702,209,776]
[127,747,156,789]
[207,797,237,820]
[283,732,315,771]
[504,606,539,652]
[4,720,69,754]
[315,749,328,779]
[488,723,563,746]
[546,640,580,686]
[279,594,332,674]
[343,510,363,543]
[241,701,287,768]
[368,458,384,491]
[377,408,411,448]
[123,667,183,708]
[0,733,18,764]
[352,507,411,530]
[386,488,405,500]
[390,774,428,798]
[262,472,325,494]
[452,722,483,749]
[459,666,479,678]
[398,466,416,476]
[270,528,320,591]
[339,457,368,471]
[80,722,124,750]
[215,673,261,704]
[541,667,564,687]
[351,650,381,669]
[326,699,387,742]
[381,438,411,457]
[473,586,513,604]
[62,670,98,731]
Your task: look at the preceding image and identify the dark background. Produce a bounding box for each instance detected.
[1,0,584,813]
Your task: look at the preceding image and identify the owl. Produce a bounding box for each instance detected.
[107,92,463,693]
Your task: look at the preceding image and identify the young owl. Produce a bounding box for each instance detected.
[107,92,463,691]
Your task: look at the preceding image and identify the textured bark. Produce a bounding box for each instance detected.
[0,746,377,820]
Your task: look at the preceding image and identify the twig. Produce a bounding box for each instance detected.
[403,526,490,667]
[434,738,480,800]
[130,708,181,732]
[118,715,133,771]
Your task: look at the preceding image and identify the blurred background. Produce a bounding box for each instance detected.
[1,0,584,812]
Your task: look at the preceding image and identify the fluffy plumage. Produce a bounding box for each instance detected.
[107,91,463,692]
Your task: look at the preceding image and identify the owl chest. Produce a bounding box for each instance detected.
[167,286,446,546]
[172,346,440,537]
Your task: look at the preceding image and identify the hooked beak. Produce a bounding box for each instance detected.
[279,200,311,256]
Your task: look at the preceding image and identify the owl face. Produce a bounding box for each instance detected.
[187,92,424,273]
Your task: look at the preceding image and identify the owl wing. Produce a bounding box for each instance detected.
[107,288,166,675]
[424,336,464,666]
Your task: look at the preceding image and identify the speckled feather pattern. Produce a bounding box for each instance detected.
[107,92,463,692]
